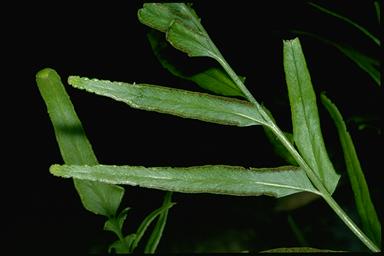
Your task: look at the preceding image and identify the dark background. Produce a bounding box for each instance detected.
[3,0,381,253]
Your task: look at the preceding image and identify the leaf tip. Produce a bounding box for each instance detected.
[49,164,69,178]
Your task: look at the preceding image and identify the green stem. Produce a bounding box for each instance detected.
[214,54,380,251]
[269,123,380,252]
[191,9,379,251]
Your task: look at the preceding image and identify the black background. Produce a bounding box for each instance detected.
[3,0,382,253]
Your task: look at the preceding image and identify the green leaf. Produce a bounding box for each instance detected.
[67,76,267,127]
[147,30,245,97]
[50,164,320,198]
[138,3,219,58]
[130,201,175,253]
[262,108,297,165]
[139,3,256,104]
[109,234,136,254]
[283,38,340,194]
[144,192,173,253]
[321,93,381,248]
[308,2,379,46]
[104,207,131,240]
[292,30,380,86]
[36,68,124,217]
[335,44,380,85]
[190,68,246,97]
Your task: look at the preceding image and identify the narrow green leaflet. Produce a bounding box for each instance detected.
[335,44,380,85]
[147,30,245,97]
[104,207,131,240]
[36,68,124,217]
[130,201,175,253]
[108,202,174,254]
[292,30,380,86]
[321,93,381,248]
[283,38,340,194]
[50,164,320,198]
[308,2,379,46]
[262,108,297,165]
[144,191,173,253]
[138,3,220,58]
[68,76,267,127]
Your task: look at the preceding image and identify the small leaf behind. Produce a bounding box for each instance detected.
[321,93,381,248]
[36,68,124,217]
[308,2,379,46]
[144,191,173,254]
[50,164,320,198]
[130,201,175,253]
[68,76,266,127]
[147,30,245,97]
[292,30,380,86]
[104,207,131,240]
[283,38,340,194]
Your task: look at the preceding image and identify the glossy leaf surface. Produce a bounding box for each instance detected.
[68,76,266,127]
[50,164,320,198]
[283,38,340,194]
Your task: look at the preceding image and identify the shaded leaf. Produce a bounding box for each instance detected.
[309,2,379,46]
[50,164,320,198]
[104,207,131,240]
[109,234,136,254]
[147,30,245,97]
[283,38,340,194]
[144,191,173,253]
[321,93,381,248]
[36,68,124,217]
[335,44,380,85]
[68,76,267,127]
[190,67,245,97]
[130,201,175,253]
[292,30,380,86]
[262,107,297,165]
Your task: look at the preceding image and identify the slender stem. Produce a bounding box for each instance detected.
[322,192,380,252]
[192,9,380,251]
[269,123,380,252]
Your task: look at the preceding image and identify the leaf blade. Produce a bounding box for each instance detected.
[36,68,124,217]
[321,93,381,248]
[68,76,266,127]
[147,30,245,97]
[308,2,379,46]
[138,3,219,59]
[144,191,173,254]
[50,164,320,198]
[283,38,340,194]
[130,201,175,253]
[291,30,380,86]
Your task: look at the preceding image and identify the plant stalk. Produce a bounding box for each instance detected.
[269,123,380,252]
[192,10,380,251]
